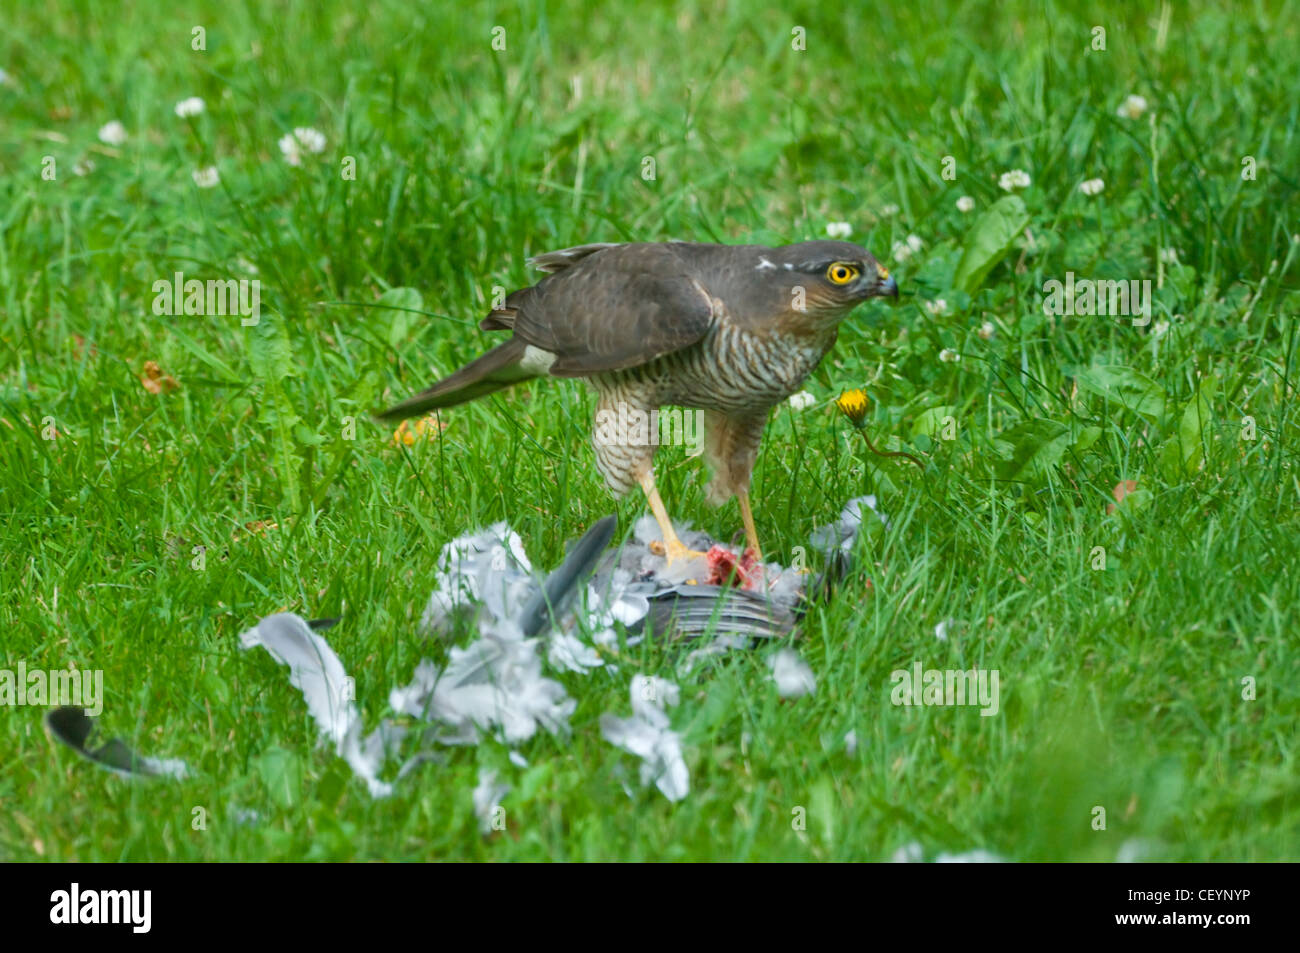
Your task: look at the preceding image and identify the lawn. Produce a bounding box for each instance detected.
[1,0,1297,861]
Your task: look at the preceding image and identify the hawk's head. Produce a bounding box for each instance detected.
[779,240,898,307]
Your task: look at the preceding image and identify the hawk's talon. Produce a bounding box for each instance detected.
[663,540,708,566]
[648,538,707,565]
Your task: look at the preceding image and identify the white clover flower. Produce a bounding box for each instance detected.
[878,203,900,218]
[825,221,852,239]
[939,348,961,363]
[924,298,948,316]
[788,390,816,411]
[1152,319,1170,337]
[279,127,326,166]
[955,195,975,213]
[97,120,127,146]
[1158,247,1181,264]
[1117,94,1148,120]
[978,320,996,340]
[893,233,925,261]
[73,158,96,177]
[174,97,206,118]
[192,165,220,188]
[293,126,326,153]
[1079,178,1105,196]
[998,169,1031,191]
[278,135,302,167]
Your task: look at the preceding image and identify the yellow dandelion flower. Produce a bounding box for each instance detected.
[835,389,869,426]
[392,414,446,447]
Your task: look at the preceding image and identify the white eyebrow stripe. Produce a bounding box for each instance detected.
[756,257,776,271]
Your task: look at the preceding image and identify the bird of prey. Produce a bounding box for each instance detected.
[379,240,898,564]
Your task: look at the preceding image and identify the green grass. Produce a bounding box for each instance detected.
[2,0,1298,861]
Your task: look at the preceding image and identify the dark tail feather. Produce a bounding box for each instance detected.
[518,516,618,638]
[376,338,531,421]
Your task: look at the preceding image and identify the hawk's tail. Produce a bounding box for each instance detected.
[376,338,533,421]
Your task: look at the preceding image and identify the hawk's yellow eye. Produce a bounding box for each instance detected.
[827,263,858,285]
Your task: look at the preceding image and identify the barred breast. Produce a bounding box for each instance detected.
[595,323,833,415]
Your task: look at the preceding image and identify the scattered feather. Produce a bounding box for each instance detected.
[46,707,190,780]
[472,769,510,834]
[892,841,1007,863]
[601,676,689,801]
[769,648,816,698]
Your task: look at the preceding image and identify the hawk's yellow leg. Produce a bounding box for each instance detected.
[638,470,707,565]
[737,491,764,564]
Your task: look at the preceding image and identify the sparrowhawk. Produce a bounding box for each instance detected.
[379,240,898,564]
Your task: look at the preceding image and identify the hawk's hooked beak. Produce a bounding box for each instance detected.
[872,263,898,298]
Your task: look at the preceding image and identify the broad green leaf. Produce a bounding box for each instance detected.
[1075,365,1167,418]
[246,315,304,508]
[911,405,956,439]
[256,403,301,429]
[247,313,297,383]
[1108,488,1154,525]
[1178,376,1217,460]
[200,670,231,706]
[293,423,328,447]
[1165,262,1198,302]
[1073,425,1103,453]
[995,417,1072,482]
[258,748,303,809]
[953,195,1029,293]
[1160,376,1217,472]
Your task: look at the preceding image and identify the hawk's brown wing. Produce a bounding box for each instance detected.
[492,243,716,378]
[525,242,623,274]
